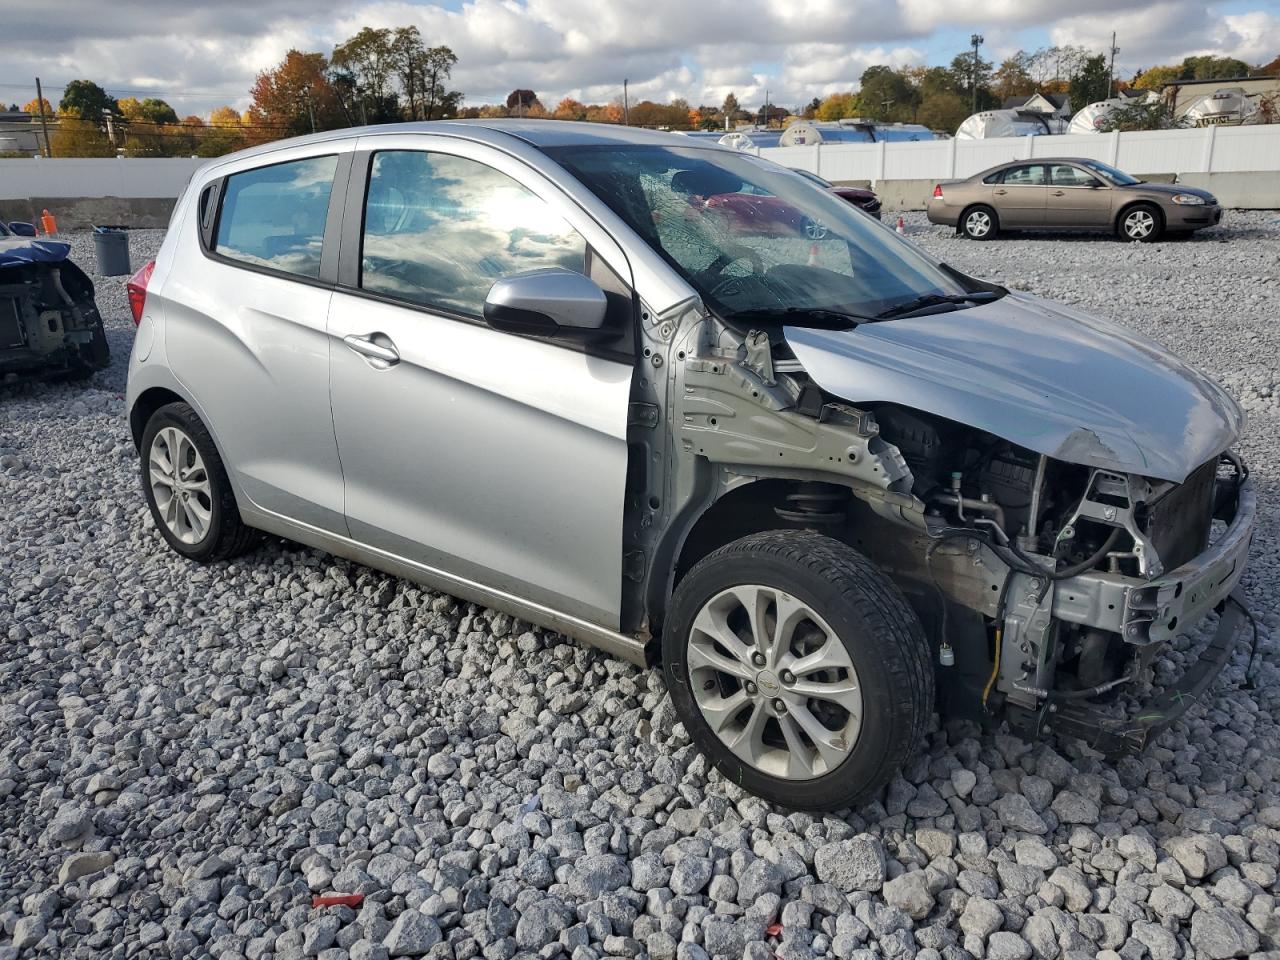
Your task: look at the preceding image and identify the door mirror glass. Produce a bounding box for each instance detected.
[484,268,607,338]
[8,221,37,237]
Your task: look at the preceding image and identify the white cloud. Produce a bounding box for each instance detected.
[0,0,1274,117]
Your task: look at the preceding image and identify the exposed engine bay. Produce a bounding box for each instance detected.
[0,258,109,384]
[632,304,1254,756]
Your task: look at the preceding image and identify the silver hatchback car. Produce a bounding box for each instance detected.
[126,121,1253,811]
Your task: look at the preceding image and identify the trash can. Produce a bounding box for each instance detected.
[92,226,132,276]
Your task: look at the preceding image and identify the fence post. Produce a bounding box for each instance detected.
[813,142,821,177]
[1109,130,1121,165]
[947,137,957,178]
[875,141,887,184]
[1201,124,1217,172]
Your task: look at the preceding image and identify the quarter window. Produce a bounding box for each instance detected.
[360,151,587,317]
[1002,164,1047,186]
[214,155,338,279]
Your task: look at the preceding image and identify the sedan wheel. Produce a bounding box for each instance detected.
[1120,204,1162,242]
[961,206,997,240]
[688,584,863,780]
[149,426,213,545]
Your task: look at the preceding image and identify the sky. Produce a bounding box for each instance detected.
[0,0,1276,118]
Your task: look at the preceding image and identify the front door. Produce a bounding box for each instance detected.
[326,140,635,627]
[1045,163,1111,227]
[993,163,1048,227]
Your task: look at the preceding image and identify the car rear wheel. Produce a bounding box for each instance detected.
[1118,203,1162,242]
[960,205,998,240]
[663,530,933,811]
[140,402,258,562]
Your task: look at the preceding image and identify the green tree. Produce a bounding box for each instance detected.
[949,51,996,111]
[1069,54,1112,109]
[721,92,739,118]
[1098,99,1186,132]
[1180,55,1252,80]
[916,90,969,132]
[332,27,401,122]
[58,80,118,121]
[860,66,919,121]
[420,45,460,120]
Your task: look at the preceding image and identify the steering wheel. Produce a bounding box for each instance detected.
[700,243,765,300]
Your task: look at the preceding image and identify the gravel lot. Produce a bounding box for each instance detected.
[2,215,1280,960]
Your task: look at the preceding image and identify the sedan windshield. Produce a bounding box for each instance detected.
[1080,159,1141,186]
[546,144,978,321]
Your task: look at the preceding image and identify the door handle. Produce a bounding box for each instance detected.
[994,189,1007,195]
[343,333,400,366]
[1051,190,1065,196]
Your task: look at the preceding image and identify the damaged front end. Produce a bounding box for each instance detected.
[1,238,109,385]
[639,291,1254,758]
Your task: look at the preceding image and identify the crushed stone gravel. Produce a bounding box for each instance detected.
[1,216,1279,959]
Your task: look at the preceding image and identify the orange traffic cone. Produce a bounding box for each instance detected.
[40,209,58,236]
[895,215,905,234]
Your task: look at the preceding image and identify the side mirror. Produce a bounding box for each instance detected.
[8,221,37,237]
[484,268,608,339]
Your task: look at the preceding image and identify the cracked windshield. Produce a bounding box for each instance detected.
[549,144,973,320]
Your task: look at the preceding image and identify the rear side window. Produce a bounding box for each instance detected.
[214,155,339,279]
[360,150,587,317]
[1048,164,1099,187]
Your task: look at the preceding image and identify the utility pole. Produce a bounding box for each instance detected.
[303,93,316,133]
[102,108,115,149]
[623,79,630,126]
[969,34,984,114]
[34,77,53,157]
[1107,32,1119,99]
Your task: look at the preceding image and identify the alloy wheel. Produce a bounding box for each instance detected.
[148,426,213,545]
[687,584,863,780]
[1124,209,1155,239]
[965,210,992,237]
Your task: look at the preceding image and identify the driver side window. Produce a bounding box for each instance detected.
[360,151,588,318]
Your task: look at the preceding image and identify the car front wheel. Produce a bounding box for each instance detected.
[1119,203,1162,242]
[960,205,998,240]
[140,402,258,562]
[663,530,933,811]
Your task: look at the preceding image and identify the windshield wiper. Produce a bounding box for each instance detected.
[721,306,874,329]
[874,289,1003,320]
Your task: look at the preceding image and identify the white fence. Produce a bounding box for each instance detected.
[0,157,205,200]
[760,123,1280,183]
[1,124,1278,203]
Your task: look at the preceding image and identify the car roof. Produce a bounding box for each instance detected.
[198,119,721,177]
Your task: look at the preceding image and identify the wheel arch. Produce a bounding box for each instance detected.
[959,203,998,236]
[1115,199,1163,236]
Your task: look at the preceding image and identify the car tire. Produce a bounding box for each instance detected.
[663,530,933,811]
[1118,203,1163,242]
[139,401,258,562]
[959,205,998,240]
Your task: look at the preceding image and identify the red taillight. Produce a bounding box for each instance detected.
[127,260,155,326]
[933,184,944,199]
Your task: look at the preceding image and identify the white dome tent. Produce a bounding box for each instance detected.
[955,109,1067,140]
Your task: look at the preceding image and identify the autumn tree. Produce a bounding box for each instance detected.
[247,49,344,140]
[993,55,1036,99]
[1132,65,1181,90]
[50,118,114,157]
[815,92,859,121]
[118,97,179,124]
[721,92,739,119]
[553,98,587,120]
[22,97,54,116]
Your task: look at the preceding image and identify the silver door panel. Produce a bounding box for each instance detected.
[329,291,632,625]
